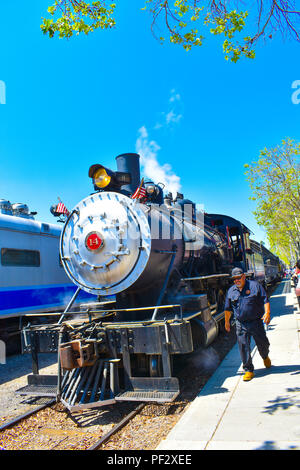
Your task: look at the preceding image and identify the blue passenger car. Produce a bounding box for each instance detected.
[0,199,93,319]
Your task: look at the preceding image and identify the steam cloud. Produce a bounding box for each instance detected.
[136,126,181,197]
[135,89,183,197]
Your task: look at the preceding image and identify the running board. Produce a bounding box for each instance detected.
[115,377,180,403]
[16,366,180,410]
[16,374,58,397]
[182,273,230,281]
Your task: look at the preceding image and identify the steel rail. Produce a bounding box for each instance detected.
[0,400,145,451]
[87,403,146,450]
[0,399,56,432]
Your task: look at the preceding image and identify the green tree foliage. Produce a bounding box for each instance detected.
[41,1,300,62]
[41,1,116,39]
[245,139,300,264]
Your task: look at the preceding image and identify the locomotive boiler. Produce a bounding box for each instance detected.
[17,153,274,411]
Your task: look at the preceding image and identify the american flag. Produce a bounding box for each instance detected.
[131,178,147,200]
[56,201,70,216]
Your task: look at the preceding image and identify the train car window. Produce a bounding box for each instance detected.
[231,235,243,261]
[1,248,40,267]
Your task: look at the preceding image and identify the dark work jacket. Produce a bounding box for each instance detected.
[224,279,269,322]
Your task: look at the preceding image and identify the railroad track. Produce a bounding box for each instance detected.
[87,403,145,450]
[0,399,56,433]
[0,325,237,450]
[0,399,146,450]
[0,381,191,451]
[0,394,190,451]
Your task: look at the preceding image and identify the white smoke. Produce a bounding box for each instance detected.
[135,126,182,197]
[189,347,220,374]
[154,89,183,129]
[135,89,183,197]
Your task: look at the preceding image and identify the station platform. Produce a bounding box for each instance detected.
[157,279,300,450]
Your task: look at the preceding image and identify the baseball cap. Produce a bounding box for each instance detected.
[231,267,244,278]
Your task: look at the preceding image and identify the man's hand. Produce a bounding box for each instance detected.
[262,312,271,325]
[262,302,271,325]
[224,310,231,332]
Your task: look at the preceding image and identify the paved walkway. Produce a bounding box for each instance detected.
[157,279,300,450]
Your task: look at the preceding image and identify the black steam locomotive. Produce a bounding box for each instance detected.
[17,153,283,411]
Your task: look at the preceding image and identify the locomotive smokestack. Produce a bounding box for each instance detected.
[116,153,140,194]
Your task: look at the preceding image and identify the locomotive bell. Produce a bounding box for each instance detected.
[60,191,151,295]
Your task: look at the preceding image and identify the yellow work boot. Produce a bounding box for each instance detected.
[243,371,254,381]
[263,357,271,368]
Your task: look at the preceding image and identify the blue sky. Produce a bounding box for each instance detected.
[1,1,300,248]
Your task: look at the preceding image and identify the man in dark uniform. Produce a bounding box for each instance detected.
[224,267,271,381]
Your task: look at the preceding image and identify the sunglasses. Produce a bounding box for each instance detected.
[233,275,244,281]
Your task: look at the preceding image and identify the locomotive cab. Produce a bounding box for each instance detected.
[205,214,251,269]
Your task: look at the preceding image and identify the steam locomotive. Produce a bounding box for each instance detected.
[17,153,283,411]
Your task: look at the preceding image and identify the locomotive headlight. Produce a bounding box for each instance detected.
[88,163,131,192]
[93,167,111,189]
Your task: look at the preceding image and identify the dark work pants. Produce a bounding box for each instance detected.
[235,319,270,372]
